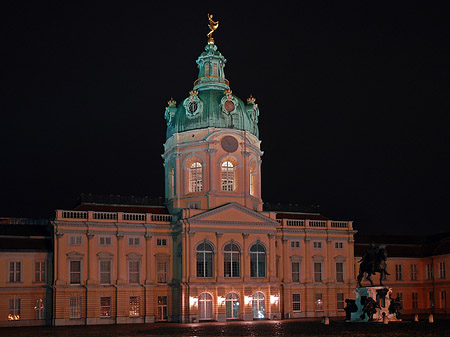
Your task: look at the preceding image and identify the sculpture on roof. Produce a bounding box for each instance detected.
[357,243,390,287]
[207,14,219,44]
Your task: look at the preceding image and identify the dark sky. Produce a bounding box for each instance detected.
[1,2,449,234]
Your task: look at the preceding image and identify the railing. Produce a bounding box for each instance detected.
[57,210,172,223]
[286,219,305,227]
[278,218,352,230]
[309,220,327,227]
[331,221,348,228]
[61,211,88,219]
[193,76,229,88]
[93,212,117,220]
[123,213,146,221]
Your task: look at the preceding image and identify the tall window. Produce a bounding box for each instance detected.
[199,293,213,320]
[99,260,112,284]
[128,260,140,284]
[395,264,403,280]
[336,262,344,282]
[292,262,300,282]
[315,293,323,311]
[250,242,266,278]
[337,293,345,310]
[34,261,46,282]
[212,63,218,77]
[204,63,210,77]
[440,262,446,279]
[221,161,235,191]
[8,298,20,321]
[250,161,257,196]
[441,291,447,309]
[252,292,265,319]
[34,298,45,320]
[100,296,111,318]
[410,264,418,281]
[69,296,81,319]
[129,296,140,317]
[158,296,168,321]
[189,162,203,192]
[226,293,240,319]
[197,242,214,278]
[224,243,240,277]
[157,261,168,283]
[70,260,81,284]
[412,292,419,309]
[314,262,322,283]
[292,293,301,312]
[9,261,21,283]
[426,263,433,280]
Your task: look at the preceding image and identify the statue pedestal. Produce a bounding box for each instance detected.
[350,286,401,322]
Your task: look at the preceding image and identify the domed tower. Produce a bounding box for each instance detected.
[163,19,262,213]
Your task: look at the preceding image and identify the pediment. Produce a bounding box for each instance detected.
[187,202,279,227]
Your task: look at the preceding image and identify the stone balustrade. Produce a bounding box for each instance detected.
[56,210,173,223]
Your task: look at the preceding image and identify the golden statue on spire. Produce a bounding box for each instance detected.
[207,14,219,44]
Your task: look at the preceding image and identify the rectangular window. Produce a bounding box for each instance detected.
[69,296,81,319]
[395,264,403,281]
[99,236,112,246]
[426,263,433,280]
[336,262,344,282]
[157,261,168,283]
[128,260,140,284]
[440,262,446,279]
[335,242,344,249]
[292,293,301,312]
[35,298,45,320]
[429,292,434,309]
[129,296,140,317]
[69,234,82,246]
[128,236,140,247]
[9,261,21,283]
[99,260,112,284]
[34,261,46,282]
[314,262,322,283]
[187,202,201,209]
[100,296,111,318]
[292,262,300,282]
[412,292,418,309]
[315,293,323,311]
[313,241,322,249]
[8,298,20,321]
[70,260,81,284]
[441,291,447,309]
[157,238,167,246]
[157,296,168,321]
[337,293,345,310]
[410,264,418,281]
[212,63,218,76]
[290,241,300,249]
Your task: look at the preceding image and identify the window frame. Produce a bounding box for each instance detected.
[250,242,266,278]
[69,296,82,319]
[100,296,112,318]
[292,293,301,312]
[224,242,240,278]
[8,260,22,283]
[196,241,214,278]
[34,261,46,283]
[189,161,203,193]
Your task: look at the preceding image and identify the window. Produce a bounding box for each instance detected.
[292,293,301,312]
[429,292,434,308]
[128,260,140,284]
[336,262,344,282]
[250,161,257,196]
[9,261,21,283]
[8,298,20,321]
[100,296,111,317]
[426,263,433,280]
[313,241,322,249]
[70,260,81,284]
[99,260,112,284]
[129,296,140,317]
[69,234,82,246]
[315,293,323,311]
[157,261,168,283]
[34,261,46,282]
[410,264,418,281]
[412,292,418,309]
[250,242,266,278]
[204,63,210,77]
[440,262,446,279]
[198,293,213,320]
[290,241,301,249]
[395,264,403,281]
[292,262,300,282]
[189,162,203,192]
[158,296,168,321]
[224,243,240,278]
[99,236,112,246]
[221,160,235,191]
[212,63,218,77]
[252,292,265,319]
[69,296,81,319]
[335,242,344,249]
[197,242,214,278]
[314,262,322,283]
[128,236,140,247]
[441,291,447,309]
[226,293,240,319]
[34,298,45,320]
[187,201,201,209]
[337,293,345,310]
[157,238,167,246]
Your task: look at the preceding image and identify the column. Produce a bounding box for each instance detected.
[55,232,65,285]
[268,233,277,282]
[188,232,195,281]
[145,234,153,284]
[242,233,249,281]
[116,233,126,284]
[304,237,312,283]
[282,237,290,283]
[87,232,95,285]
[326,238,333,283]
[216,232,223,281]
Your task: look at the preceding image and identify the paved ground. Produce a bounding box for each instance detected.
[1,318,450,337]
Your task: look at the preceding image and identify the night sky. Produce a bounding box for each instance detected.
[2,2,449,234]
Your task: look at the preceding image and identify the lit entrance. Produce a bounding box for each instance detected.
[252,292,265,319]
[199,293,213,320]
[225,293,239,319]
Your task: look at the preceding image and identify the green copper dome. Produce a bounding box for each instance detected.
[164,44,259,139]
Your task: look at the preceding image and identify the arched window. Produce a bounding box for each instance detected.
[221,160,235,191]
[198,293,213,320]
[224,243,240,278]
[226,293,239,319]
[250,242,266,278]
[196,242,213,278]
[252,292,265,319]
[189,162,203,192]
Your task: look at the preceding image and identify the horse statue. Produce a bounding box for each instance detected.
[357,243,390,287]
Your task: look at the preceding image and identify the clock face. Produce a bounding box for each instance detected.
[221,136,238,153]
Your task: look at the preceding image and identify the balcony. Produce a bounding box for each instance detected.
[56,210,173,223]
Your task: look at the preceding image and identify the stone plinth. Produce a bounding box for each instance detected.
[350,286,401,322]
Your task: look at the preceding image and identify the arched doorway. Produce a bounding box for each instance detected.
[252,292,265,319]
[225,292,239,319]
[198,292,213,320]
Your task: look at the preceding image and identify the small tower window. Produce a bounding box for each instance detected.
[204,63,210,77]
[213,63,218,77]
[221,160,235,191]
[189,162,203,192]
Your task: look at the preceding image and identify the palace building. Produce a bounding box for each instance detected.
[1,22,448,327]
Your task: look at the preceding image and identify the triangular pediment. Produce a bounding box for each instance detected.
[187,202,279,227]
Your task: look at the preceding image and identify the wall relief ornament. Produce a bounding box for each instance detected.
[183,90,203,118]
[221,89,238,115]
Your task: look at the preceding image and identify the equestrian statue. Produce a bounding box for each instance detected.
[357,243,390,287]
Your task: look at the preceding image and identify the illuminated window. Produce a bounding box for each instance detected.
[197,242,214,278]
[34,298,45,320]
[250,242,266,278]
[129,296,140,317]
[100,296,111,317]
[226,293,239,319]
[252,292,265,319]
[189,162,203,192]
[224,243,240,278]
[315,293,323,311]
[250,161,257,196]
[69,296,81,319]
[158,296,168,321]
[8,298,20,321]
[221,160,235,191]
[199,293,213,320]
